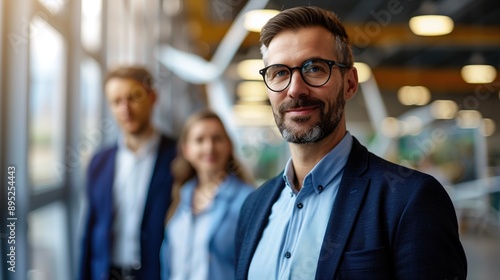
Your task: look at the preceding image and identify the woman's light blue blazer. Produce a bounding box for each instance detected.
[161,174,254,280]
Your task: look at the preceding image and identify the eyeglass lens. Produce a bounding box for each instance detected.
[264,59,332,91]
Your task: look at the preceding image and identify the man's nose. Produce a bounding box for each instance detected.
[115,99,132,112]
[287,70,309,99]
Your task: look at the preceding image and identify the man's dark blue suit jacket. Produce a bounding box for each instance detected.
[79,136,176,280]
[236,137,467,280]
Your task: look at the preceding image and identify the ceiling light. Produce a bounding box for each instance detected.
[162,0,182,17]
[430,100,458,119]
[354,62,372,83]
[233,104,275,126]
[461,65,497,84]
[381,117,402,138]
[401,116,423,135]
[243,9,280,32]
[397,86,431,106]
[237,59,264,80]
[409,15,454,36]
[480,118,496,137]
[237,81,268,102]
[457,110,483,129]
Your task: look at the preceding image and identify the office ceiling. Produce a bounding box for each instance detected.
[174,0,500,94]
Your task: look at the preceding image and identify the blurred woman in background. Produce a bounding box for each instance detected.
[160,109,254,280]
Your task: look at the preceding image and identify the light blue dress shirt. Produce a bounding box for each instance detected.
[248,133,353,280]
[161,174,254,280]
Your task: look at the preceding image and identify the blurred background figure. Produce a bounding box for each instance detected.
[79,66,177,280]
[161,109,254,280]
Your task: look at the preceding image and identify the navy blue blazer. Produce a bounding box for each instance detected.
[236,137,467,280]
[79,135,176,280]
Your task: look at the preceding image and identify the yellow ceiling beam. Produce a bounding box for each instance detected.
[372,67,500,93]
[345,24,500,48]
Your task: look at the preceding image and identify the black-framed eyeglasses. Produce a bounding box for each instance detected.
[259,58,348,92]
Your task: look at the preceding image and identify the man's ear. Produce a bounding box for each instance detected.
[344,67,359,101]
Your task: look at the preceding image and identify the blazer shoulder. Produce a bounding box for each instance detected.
[240,173,282,214]
[349,138,430,179]
[367,151,433,183]
[347,137,441,197]
[92,144,117,159]
[88,144,118,172]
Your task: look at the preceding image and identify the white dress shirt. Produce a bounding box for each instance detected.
[111,132,160,268]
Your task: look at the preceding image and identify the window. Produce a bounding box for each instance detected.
[38,0,65,14]
[79,57,104,169]
[28,202,70,280]
[81,0,102,52]
[29,17,66,189]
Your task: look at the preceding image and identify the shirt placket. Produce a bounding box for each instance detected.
[278,181,312,280]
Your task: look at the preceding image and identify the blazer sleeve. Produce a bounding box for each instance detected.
[78,155,98,280]
[392,176,467,279]
[235,189,256,263]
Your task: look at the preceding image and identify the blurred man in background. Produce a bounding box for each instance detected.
[79,66,176,280]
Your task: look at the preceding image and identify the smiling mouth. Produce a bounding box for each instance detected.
[287,106,317,112]
[285,106,318,117]
[279,97,324,115]
[203,156,217,162]
[122,119,135,124]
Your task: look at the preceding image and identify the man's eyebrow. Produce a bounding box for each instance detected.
[269,57,331,67]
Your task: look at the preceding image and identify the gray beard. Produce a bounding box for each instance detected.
[282,125,323,143]
[275,86,345,144]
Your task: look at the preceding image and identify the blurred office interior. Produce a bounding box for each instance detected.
[1,0,500,279]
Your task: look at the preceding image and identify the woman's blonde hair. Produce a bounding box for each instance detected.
[165,109,254,223]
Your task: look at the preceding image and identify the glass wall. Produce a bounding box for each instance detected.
[28,202,69,280]
[2,0,178,279]
[28,16,66,189]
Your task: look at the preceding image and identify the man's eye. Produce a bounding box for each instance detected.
[130,94,140,102]
[307,66,320,72]
[111,99,122,107]
[270,69,289,79]
[303,64,324,73]
[129,91,145,102]
[275,70,288,77]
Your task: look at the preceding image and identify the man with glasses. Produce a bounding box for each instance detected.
[235,6,467,280]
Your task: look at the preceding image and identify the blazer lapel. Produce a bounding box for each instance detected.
[95,146,118,269]
[315,138,370,279]
[141,136,175,227]
[207,176,238,241]
[236,174,284,278]
[99,147,117,224]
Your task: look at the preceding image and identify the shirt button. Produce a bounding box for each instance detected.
[285,252,291,258]
[297,202,303,209]
[318,185,324,191]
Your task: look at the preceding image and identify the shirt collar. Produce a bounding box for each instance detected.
[117,131,161,159]
[283,132,353,194]
[179,174,237,206]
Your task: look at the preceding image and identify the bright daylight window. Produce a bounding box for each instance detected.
[29,17,66,189]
